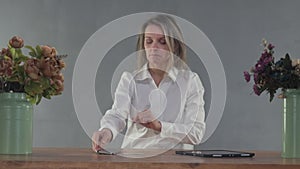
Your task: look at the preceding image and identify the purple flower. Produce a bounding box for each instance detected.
[263,56,273,65]
[253,85,261,96]
[254,73,259,84]
[244,71,251,82]
[268,43,275,50]
[255,62,264,72]
[260,51,269,60]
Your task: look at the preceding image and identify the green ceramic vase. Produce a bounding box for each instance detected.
[282,89,300,158]
[0,93,33,154]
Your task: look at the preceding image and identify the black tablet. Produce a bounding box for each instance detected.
[175,150,255,158]
[97,150,115,155]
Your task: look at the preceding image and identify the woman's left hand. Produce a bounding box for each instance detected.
[133,109,162,132]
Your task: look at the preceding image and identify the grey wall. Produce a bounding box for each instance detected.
[1,0,299,151]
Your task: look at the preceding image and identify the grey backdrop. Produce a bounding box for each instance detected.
[1,0,299,151]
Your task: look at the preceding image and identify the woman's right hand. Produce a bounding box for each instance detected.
[92,128,113,152]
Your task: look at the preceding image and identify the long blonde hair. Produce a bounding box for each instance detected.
[136,14,186,69]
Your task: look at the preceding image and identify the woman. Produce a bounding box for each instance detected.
[92,14,205,151]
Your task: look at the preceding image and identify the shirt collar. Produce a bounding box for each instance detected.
[134,63,178,82]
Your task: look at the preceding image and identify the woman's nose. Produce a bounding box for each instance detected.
[150,41,159,49]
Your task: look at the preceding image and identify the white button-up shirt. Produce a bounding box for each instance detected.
[100,64,206,150]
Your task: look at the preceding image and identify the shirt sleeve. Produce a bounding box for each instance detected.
[99,72,133,140]
[160,72,206,145]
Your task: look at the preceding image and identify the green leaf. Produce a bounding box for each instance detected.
[15,55,28,63]
[36,45,42,59]
[6,76,18,82]
[26,94,36,105]
[40,77,50,86]
[9,47,16,58]
[3,56,10,59]
[268,89,276,102]
[29,52,36,57]
[25,45,37,57]
[36,94,42,105]
[42,90,52,99]
[15,48,23,56]
[24,81,44,95]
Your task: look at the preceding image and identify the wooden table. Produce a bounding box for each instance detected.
[0,148,300,169]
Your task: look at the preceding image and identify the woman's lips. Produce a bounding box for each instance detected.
[149,54,162,57]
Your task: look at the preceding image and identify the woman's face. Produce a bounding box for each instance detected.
[144,24,171,69]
